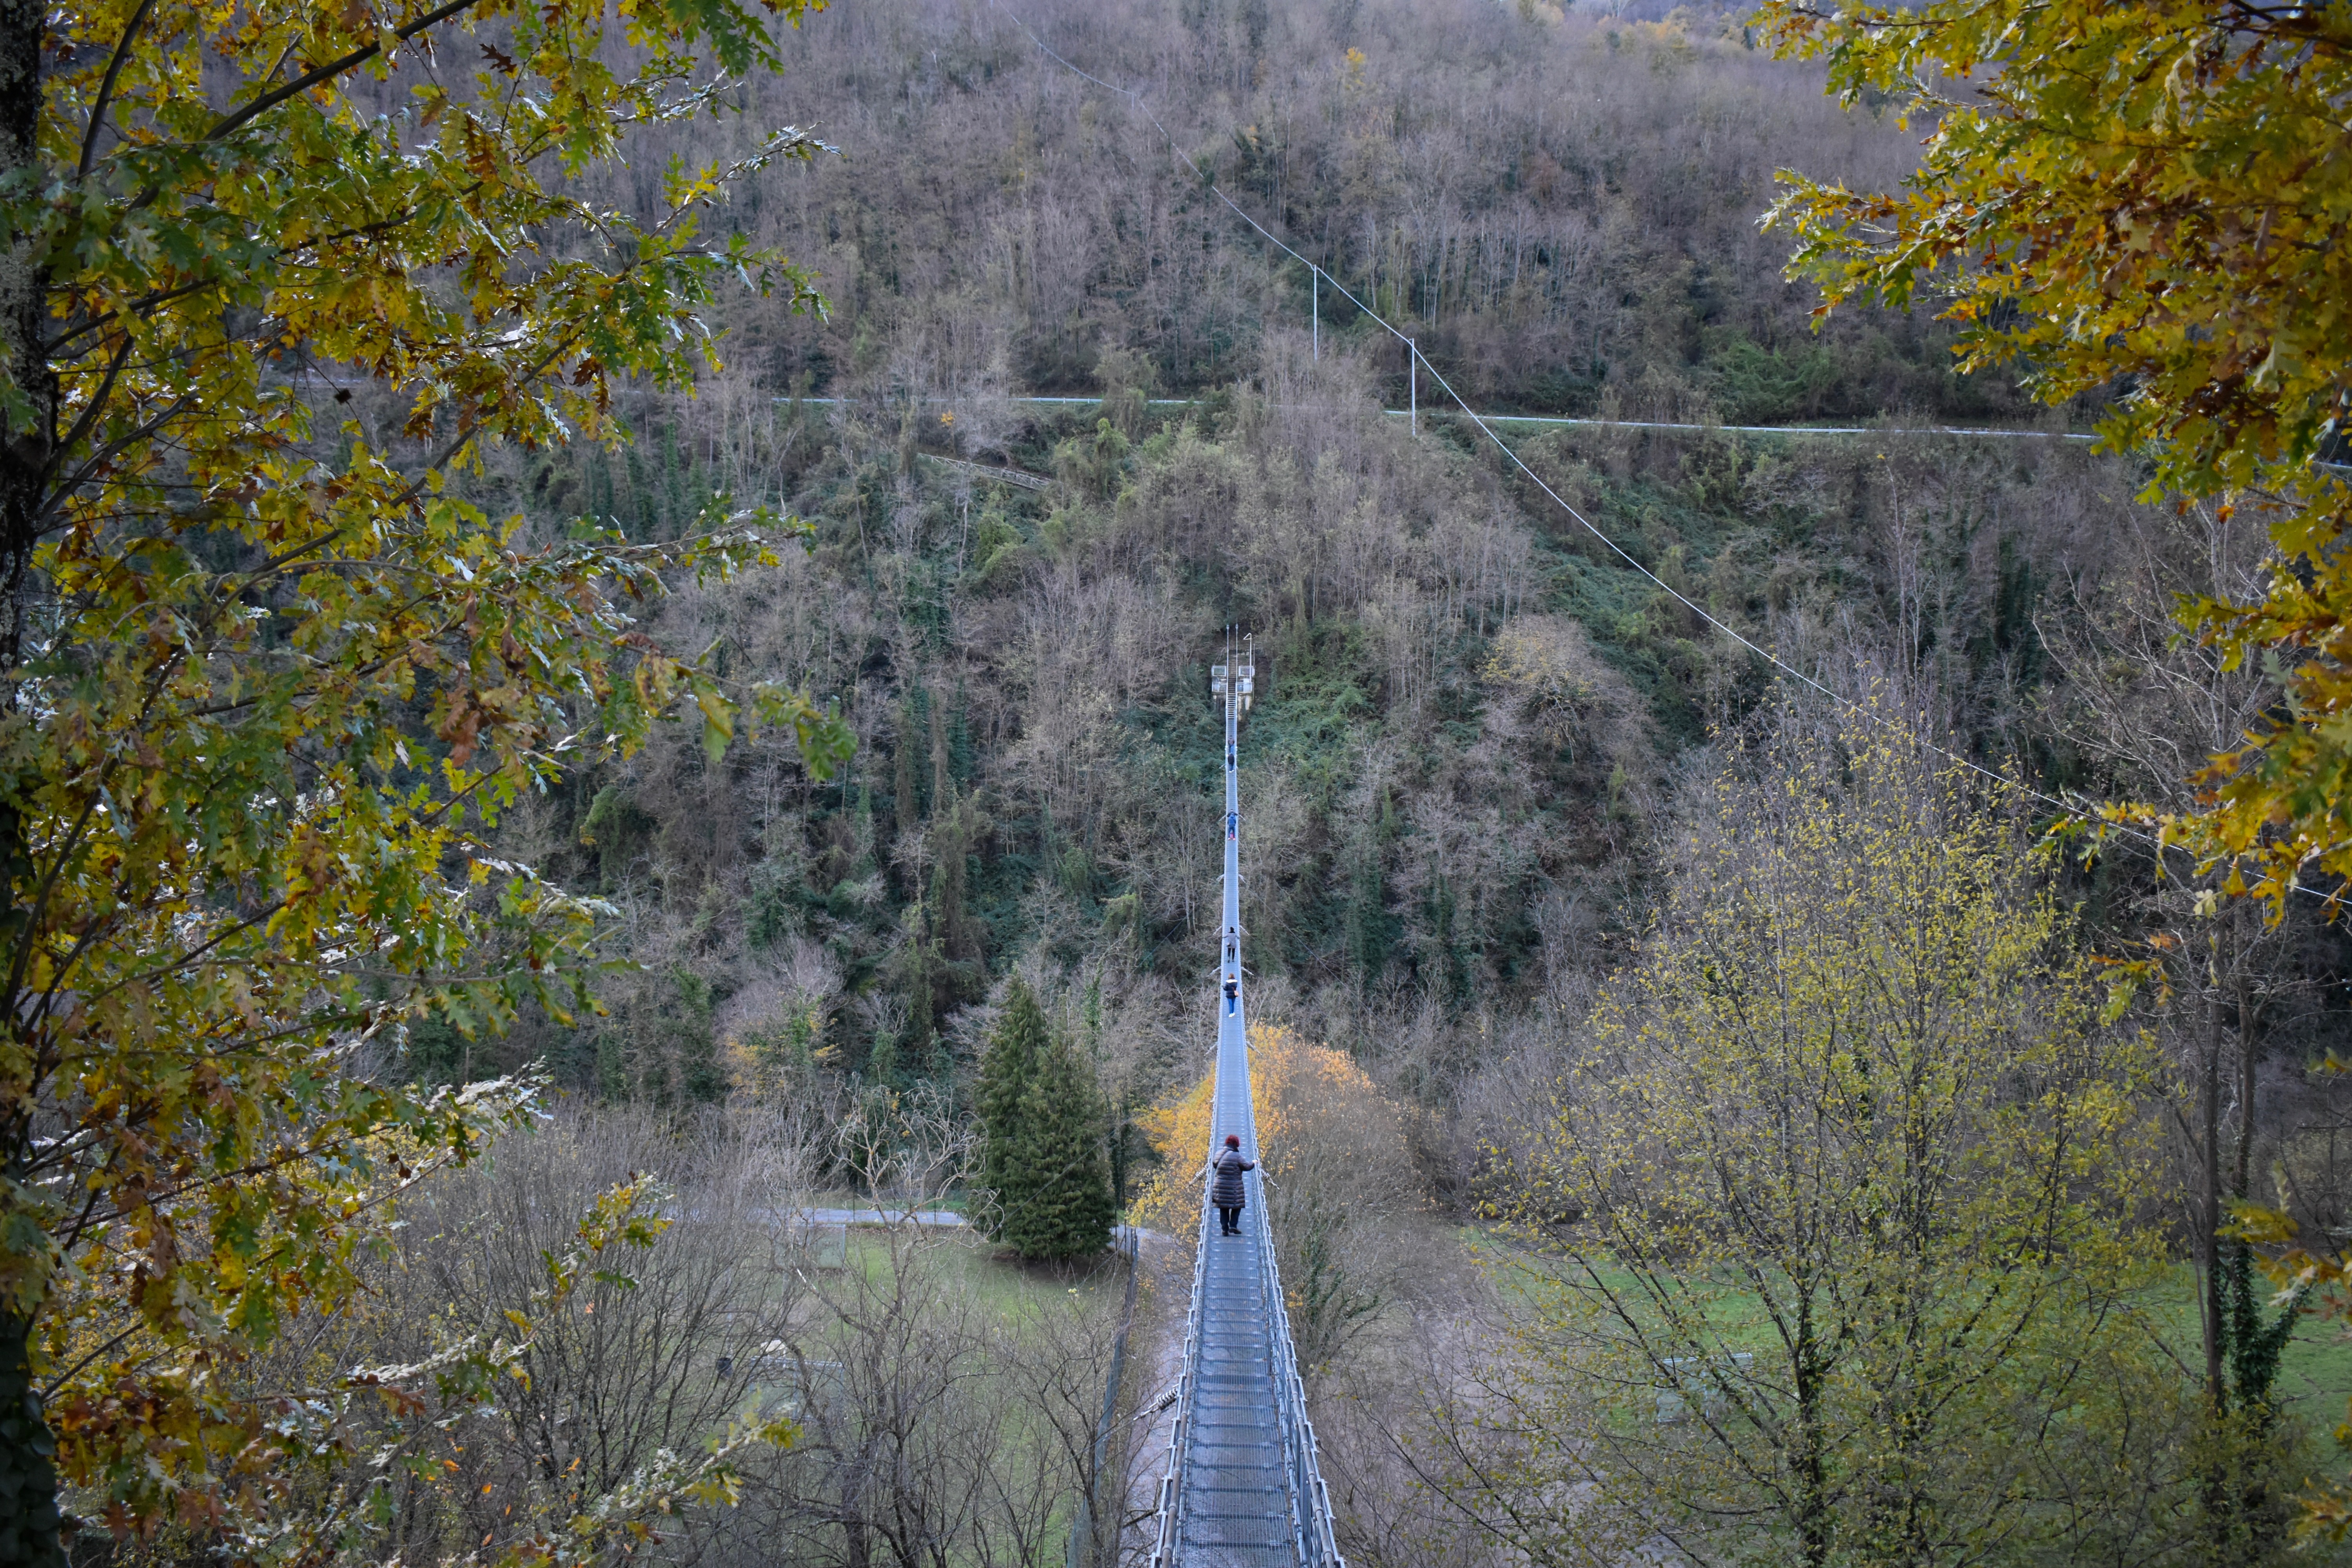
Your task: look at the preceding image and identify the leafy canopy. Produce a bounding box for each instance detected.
[1759,0,2352,911]
[1496,709,2165,1566]
[0,0,849,1550]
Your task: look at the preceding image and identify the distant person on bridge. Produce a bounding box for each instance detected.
[1210,1133,1255,1236]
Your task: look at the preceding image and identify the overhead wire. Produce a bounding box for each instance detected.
[981,0,2335,909]
[790,391,2101,440]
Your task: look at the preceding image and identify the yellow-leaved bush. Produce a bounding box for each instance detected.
[1136,1023,1419,1368]
[1489,703,2177,1566]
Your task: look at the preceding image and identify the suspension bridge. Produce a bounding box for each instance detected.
[1145,638,1347,1568]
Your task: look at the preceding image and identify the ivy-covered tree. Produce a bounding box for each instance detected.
[0,0,850,1554]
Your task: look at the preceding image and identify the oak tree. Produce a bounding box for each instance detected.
[0,0,849,1555]
[1760,0,2352,911]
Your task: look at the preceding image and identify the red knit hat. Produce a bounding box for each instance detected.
[1225,1134,1240,1148]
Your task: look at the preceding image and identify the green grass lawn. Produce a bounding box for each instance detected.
[1475,1232,2352,1475]
[736,1231,1129,1441]
[796,1231,1127,1546]
[2284,1327,2352,1437]
[834,1228,1128,1324]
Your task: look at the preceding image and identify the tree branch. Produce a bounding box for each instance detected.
[203,0,489,146]
[77,0,159,182]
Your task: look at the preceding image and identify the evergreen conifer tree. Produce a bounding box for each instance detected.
[1000,1024,1116,1261]
[863,1024,898,1086]
[949,681,976,786]
[977,978,1049,1234]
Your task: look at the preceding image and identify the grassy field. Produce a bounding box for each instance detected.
[2147,1264,2352,1447]
[833,1227,1129,1321]
[1478,1236,2352,1475]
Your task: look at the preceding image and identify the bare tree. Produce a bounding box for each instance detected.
[716,1226,1123,1568]
[314,1108,826,1561]
[2038,497,2321,1432]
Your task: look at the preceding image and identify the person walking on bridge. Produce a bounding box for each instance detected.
[1210,1133,1255,1236]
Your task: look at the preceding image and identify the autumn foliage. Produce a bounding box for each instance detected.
[0,0,849,1553]
[1761,0,2352,911]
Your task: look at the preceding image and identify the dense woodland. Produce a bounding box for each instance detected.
[42,0,2352,1563]
[396,0,2346,1176]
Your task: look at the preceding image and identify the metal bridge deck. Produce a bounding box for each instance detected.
[1147,644,1344,1568]
[1178,1002,1289,1565]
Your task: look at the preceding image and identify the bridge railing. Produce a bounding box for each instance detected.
[1250,1171,1348,1568]
[1145,1165,1212,1568]
[1144,1158,1348,1568]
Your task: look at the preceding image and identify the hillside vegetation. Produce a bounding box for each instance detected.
[29,0,2352,1561]
[699,0,2036,421]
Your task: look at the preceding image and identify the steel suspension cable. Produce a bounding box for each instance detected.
[980,0,2336,909]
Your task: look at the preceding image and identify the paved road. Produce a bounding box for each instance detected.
[795,1207,965,1227]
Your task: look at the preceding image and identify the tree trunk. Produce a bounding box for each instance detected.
[2201,990,2225,1411]
[0,1312,61,1567]
[1792,1295,1830,1568]
[0,0,45,652]
[0,0,56,1545]
[0,806,58,1564]
[2234,971,2259,1204]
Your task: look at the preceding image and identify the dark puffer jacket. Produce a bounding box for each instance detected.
[1210,1147,1256,1207]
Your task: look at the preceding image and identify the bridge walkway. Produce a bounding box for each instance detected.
[1147,646,1344,1568]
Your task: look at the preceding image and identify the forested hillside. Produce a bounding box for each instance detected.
[443,7,2352,1548]
[417,0,2345,1166]
[31,0,2352,1559]
[718,0,2037,421]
